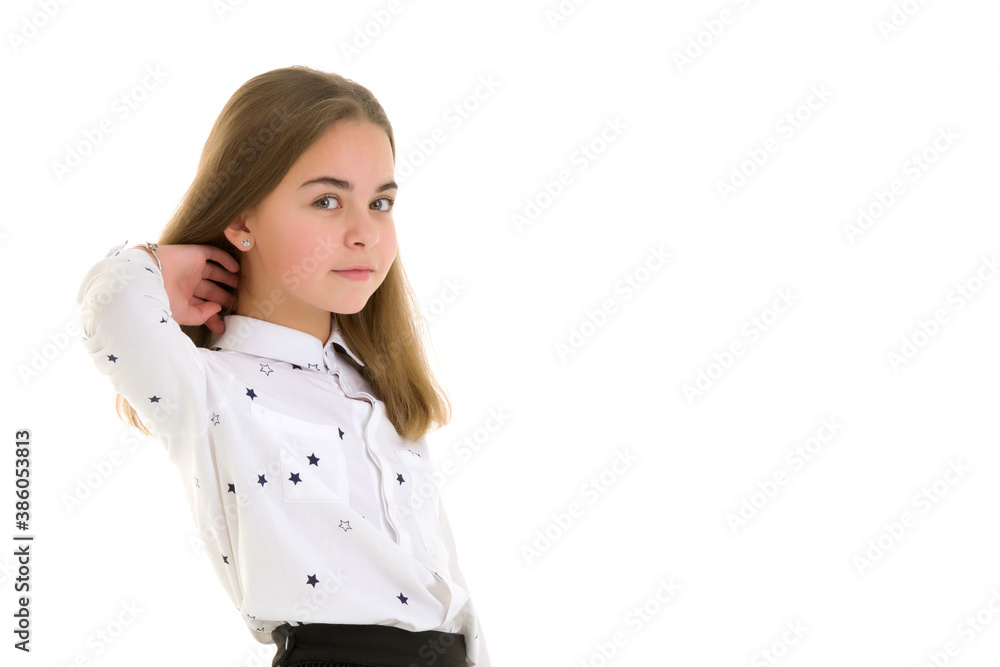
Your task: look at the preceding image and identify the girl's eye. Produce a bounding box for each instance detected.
[370,197,394,212]
[314,196,341,210]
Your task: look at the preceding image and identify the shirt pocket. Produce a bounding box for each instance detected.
[249,401,350,504]
[394,449,451,568]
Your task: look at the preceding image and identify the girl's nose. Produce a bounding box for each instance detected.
[344,205,379,247]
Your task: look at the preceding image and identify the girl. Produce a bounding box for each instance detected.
[76,66,489,667]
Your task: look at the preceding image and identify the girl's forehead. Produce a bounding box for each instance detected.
[285,122,394,183]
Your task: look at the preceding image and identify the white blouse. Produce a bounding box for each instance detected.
[76,241,488,665]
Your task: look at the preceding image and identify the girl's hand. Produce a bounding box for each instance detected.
[136,244,241,335]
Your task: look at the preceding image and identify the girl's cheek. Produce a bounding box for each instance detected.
[297,241,331,278]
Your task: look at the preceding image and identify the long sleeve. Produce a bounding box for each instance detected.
[77,241,246,616]
[439,503,491,666]
[76,241,212,454]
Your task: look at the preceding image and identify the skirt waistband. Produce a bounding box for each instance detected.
[270,622,468,667]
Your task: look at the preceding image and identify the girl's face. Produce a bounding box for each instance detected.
[227,119,398,341]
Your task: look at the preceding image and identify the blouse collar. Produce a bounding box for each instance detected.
[213,313,365,370]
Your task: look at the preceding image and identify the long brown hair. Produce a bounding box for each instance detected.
[115,66,450,441]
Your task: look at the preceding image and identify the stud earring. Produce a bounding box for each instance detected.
[242,239,251,248]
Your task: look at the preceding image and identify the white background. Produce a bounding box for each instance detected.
[2,0,1000,665]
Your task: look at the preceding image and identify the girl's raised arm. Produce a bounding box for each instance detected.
[76,241,238,454]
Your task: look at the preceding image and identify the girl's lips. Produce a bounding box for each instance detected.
[333,269,373,281]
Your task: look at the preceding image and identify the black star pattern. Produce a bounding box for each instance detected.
[338,428,345,440]
[396,473,405,485]
[397,593,408,605]
[222,554,229,564]
[213,346,222,351]
[306,574,319,587]
[288,472,302,485]
[228,483,236,493]
[107,354,118,363]
[149,396,160,403]
[211,413,221,425]
[257,474,268,487]
[259,364,273,376]
[145,267,154,273]
[307,453,320,466]
[160,316,167,323]
[246,388,257,400]
[339,520,352,532]
[291,364,302,370]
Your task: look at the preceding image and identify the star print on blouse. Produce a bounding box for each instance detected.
[397,593,408,605]
[222,555,229,564]
[259,364,273,375]
[307,453,319,465]
[160,316,167,323]
[307,574,319,587]
[246,388,257,400]
[289,473,302,485]
[308,363,320,370]
[257,474,267,487]
[211,414,221,425]
[228,484,236,493]
[107,354,118,362]
[396,473,405,485]
[339,520,352,532]
[338,428,345,440]
[149,396,160,403]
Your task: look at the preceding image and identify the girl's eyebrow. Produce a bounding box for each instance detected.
[300,176,398,193]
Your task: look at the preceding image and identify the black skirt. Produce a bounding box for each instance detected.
[270,622,468,667]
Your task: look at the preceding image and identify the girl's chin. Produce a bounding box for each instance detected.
[326,298,372,316]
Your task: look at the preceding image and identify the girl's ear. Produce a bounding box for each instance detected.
[223,211,253,251]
